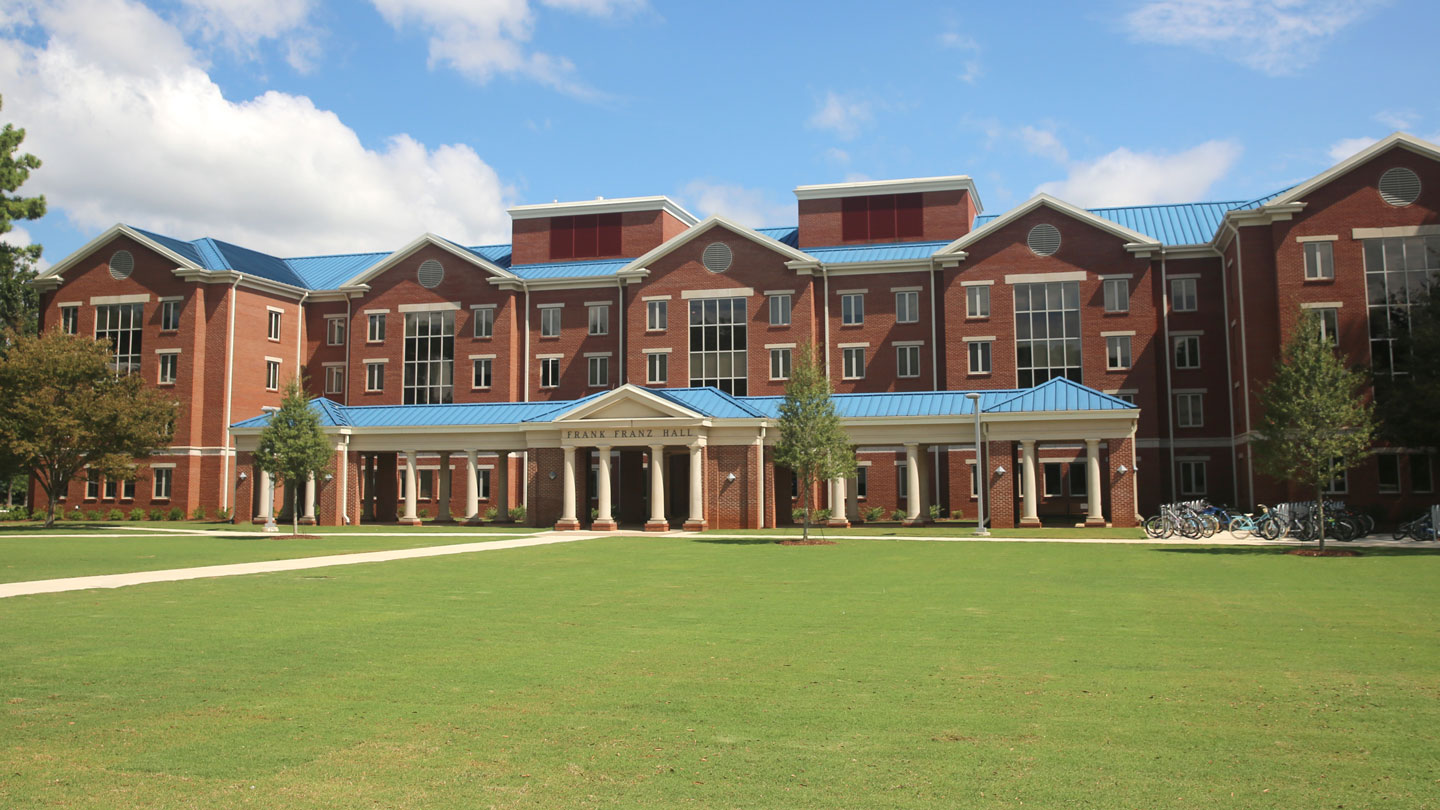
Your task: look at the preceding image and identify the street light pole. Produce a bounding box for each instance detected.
[966,393,989,537]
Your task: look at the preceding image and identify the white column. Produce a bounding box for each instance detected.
[829,476,846,524]
[437,452,451,521]
[258,471,274,519]
[303,474,316,521]
[1086,439,1104,524]
[361,455,375,520]
[560,446,578,524]
[649,444,667,526]
[687,442,704,527]
[402,450,418,522]
[919,446,932,517]
[464,449,479,521]
[596,445,614,524]
[905,443,922,522]
[1020,440,1039,524]
[496,452,510,520]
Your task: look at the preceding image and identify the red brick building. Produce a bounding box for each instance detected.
[28,133,1440,528]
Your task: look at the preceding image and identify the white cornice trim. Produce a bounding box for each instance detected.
[1265,132,1440,208]
[33,223,203,283]
[619,215,817,275]
[336,233,515,289]
[508,195,699,226]
[935,194,1160,257]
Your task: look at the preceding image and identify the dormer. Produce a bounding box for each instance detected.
[508,196,699,266]
[793,175,983,249]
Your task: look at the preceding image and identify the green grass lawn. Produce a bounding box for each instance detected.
[0,519,539,534]
[0,531,535,583]
[3,538,1438,808]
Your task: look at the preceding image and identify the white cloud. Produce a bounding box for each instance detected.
[823,147,850,166]
[808,91,871,140]
[678,181,794,229]
[1327,135,1380,162]
[1019,126,1068,163]
[180,0,316,48]
[1373,109,1417,131]
[1123,0,1386,76]
[368,0,617,98]
[1036,140,1243,207]
[0,226,49,271]
[0,0,514,258]
[938,30,983,84]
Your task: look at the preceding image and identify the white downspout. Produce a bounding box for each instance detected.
[1227,222,1256,506]
[220,275,240,514]
[1160,250,1177,502]
[523,286,531,402]
[821,267,832,379]
[756,425,766,528]
[295,291,308,377]
[616,279,625,387]
[928,261,940,387]
[343,297,352,405]
[1218,240,1240,508]
[339,434,350,524]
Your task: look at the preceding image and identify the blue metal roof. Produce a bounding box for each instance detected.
[650,387,767,419]
[756,226,799,247]
[804,240,951,264]
[230,398,353,429]
[129,227,208,267]
[983,377,1136,413]
[972,195,1290,247]
[466,243,513,269]
[209,238,310,287]
[286,251,390,289]
[508,257,633,280]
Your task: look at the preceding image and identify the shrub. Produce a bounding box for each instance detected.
[508,505,525,523]
[589,507,599,522]
[947,504,963,520]
[168,507,185,521]
[128,508,146,521]
[32,508,48,521]
[864,505,886,522]
[107,508,124,521]
[483,506,498,521]
[928,504,947,521]
[890,508,906,521]
[149,508,166,521]
[418,507,430,520]
[791,508,809,524]
[813,508,831,523]
[215,507,231,522]
[191,506,207,521]
[87,510,103,521]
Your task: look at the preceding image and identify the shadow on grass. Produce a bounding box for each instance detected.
[1154,546,1440,557]
[692,537,788,545]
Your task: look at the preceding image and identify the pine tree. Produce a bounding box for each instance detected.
[773,343,855,541]
[254,379,334,535]
[1253,311,1377,550]
[0,95,47,341]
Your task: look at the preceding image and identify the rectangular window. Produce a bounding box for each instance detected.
[325,365,344,395]
[1105,335,1132,370]
[1171,278,1198,312]
[1365,235,1440,377]
[1316,307,1339,347]
[472,307,494,339]
[1069,462,1087,497]
[841,293,864,326]
[404,310,454,405]
[646,300,667,331]
[588,304,609,336]
[1179,460,1207,496]
[540,357,560,388]
[365,362,384,392]
[103,478,116,500]
[688,297,748,395]
[1174,335,1201,369]
[841,193,923,241]
[267,310,282,340]
[1014,281,1081,387]
[472,358,492,389]
[1176,393,1204,428]
[160,299,181,331]
[265,360,280,391]
[1114,393,1136,405]
[1304,241,1335,280]
[60,305,78,335]
[1043,463,1062,498]
[326,317,346,346]
[647,352,668,385]
[896,345,920,378]
[120,478,135,501]
[588,356,609,387]
[153,468,172,500]
[549,213,622,260]
[95,302,143,373]
[85,470,100,500]
[842,347,865,380]
[158,353,178,385]
[897,462,908,500]
[418,470,434,500]
[968,341,991,375]
[540,306,561,338]
[478,468,491,501]
[368,313,386,342]
[1377,454,1401,493]
[966,285,990,318]
[769,347,791,380]
[1103,279,1129,313]
[969,461,979,497]
[856,466,867,499]
[895,290,919,324]
[1411,454,1434,493]
[769,294,791,326]
[1325,458,1348,494]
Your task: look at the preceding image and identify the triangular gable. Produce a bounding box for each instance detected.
[338,233,516,289]
[935,194,1161,257]
[983,377,1137,414]
[546,384,705,422]
[1259,132,1440,209]
[618,215,817,275]
[35,224,205,282]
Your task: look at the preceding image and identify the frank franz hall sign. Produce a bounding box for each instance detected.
[564,428,697,441]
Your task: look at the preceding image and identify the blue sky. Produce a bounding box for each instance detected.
[1,0,1435,264]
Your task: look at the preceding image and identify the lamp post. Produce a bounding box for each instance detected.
[965,393,989,537]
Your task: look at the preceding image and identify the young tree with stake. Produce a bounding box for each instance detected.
[774,343,855,541]
[254,379,334,536]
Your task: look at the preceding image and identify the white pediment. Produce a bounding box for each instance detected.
[551,385,703,422]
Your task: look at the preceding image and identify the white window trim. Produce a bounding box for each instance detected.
[642,347,673,354]
[1168,273,1202,280]
[1295,234,1340,243]
[266,305,285,313]
[763,289,795,296]
[536,353,564,360]
[959,280,995,287]
[90,294,150,305]
[641,294,673,301]
[58,300,82,308]
[681,287,754,299]
[397,302,461,313]
[1100,330,1137,337]
[962,335,996,342]
[469,303,497,310]
[893,340,925,347]
[468,353,497,360]
[836,288,869,295]
[837,342,870,348]
[584,299,615,307]
[1004,271,1085,285]
[890,285,923,292]
[1299,301,1344,309]
[583,352,613,358]
[1096,274,1133,280]
[364,308,390,314]
[154,348,182,355]
[1172,330,1205,336]
[363,357,390,364]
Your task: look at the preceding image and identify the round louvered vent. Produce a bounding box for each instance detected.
[701,241,732,273]
[1379,167,1421,207]
[108,250,134,280]
[1027,224,1061,257]
[417,259,444,288]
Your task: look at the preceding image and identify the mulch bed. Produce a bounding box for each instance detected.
[1287,549,1360,557]
[779,539,837,546]
[268,534,323,540]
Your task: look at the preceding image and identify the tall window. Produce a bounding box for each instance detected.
[325,365,345,394]
[267,310,282,340]
[966,285,990,318]
[588,356,609,387]
[158,353,178,385]
[1412,454,1434,493]
[1315,307,1339,347]
[1174,335,1201,369]
[647,352,668,384]
[1378,455,1401,493]
[1171,278,1198,312]
[473,358,492,389]
[1014,281,1081,387]
[365,362,384,392]
[403,310,454,404]
[1069,462,1087,497]
[841,294,864,325]
[368,313,386,342]
[842,347,865,380]
[473,307,494,338]
[540,357,560,388]
[85,470,100,500]
[769,348,791,380]
[1176,393,1203,427]
[969,341,991,374]
[540,307,561,338]
[1304,241,1335,280]
[160,299,181,331]
[326,317,346,346]
[896,345,920,378]
[1103,279,1129,313]
[1364,235,1440,376]
[856,466,867,498]
[60,305,78,335]
[95,303,143,373]
[841,193,922,241]
[1179,460,1207,496]
[647,300,667,331]
[265,360,280,391]
[895,291,919,324]
[588,304,609,335]
[1105,335,1132,370]
[688,297,747,395]
[153,468,172,500]
[769,294,791,326]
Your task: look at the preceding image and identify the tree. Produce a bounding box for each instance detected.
[0,95,47,341]
[254,379,333,536]
[773,343,855,541]
[1253,311,1377,550]
[1377,290,1440,451]
[0,329,177,527]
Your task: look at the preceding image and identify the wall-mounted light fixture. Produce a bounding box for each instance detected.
[238,471,248,482]
[1117,464,1129,476]
[726,472,736,483]
[324,473,334,482]
[548,471,557,480]
[994,465,1006,476]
